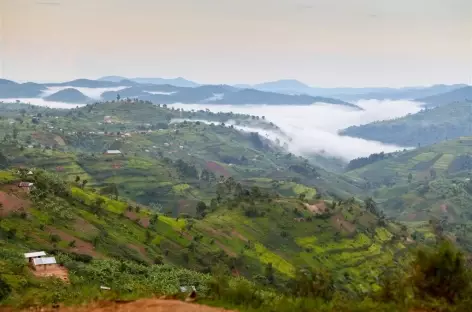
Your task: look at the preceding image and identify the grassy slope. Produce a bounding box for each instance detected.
[340,101,472,147]
[0,169,411,294]
[0,101,363,214]
[345,137,472,250]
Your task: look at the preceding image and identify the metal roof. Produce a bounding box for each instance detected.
[24,251,46,258]
[105,150,122,154]
[33,257,57,266]
[19,182,34,187]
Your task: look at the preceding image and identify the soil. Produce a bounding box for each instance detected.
[206,161,230,177]
[304,201,326,214]
[47,227,99,257]
[0,187,31,217]
[10,299,237,312]
[31,265,69,283]
[330,213,356,233]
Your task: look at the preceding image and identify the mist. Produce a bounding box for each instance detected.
[169,100,423,161]
[0,98,85,109]
[40,86,128,99]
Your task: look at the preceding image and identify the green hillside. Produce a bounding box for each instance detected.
[340,101,472,147]
[0,169,413,301]
[345,137,472,251]
[0,100,363,214]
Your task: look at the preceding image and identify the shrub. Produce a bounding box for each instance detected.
[410,240,471,303]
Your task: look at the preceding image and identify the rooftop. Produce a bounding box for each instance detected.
[105,150,122,154]
[33,257,57,266]
[24,251,46,258]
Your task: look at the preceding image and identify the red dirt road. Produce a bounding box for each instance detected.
[10,299,236,312]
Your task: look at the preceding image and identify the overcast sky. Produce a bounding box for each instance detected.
[1,0,471,87]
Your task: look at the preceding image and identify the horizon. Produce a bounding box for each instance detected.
[5,75,471,89]
[2,0,471,87]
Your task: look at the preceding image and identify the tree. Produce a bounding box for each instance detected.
[196,201,207,216]
[81,179,88,189]
[75,175,81,183]
[12,127,18,139]
[411,240,471,303]
[290,267,335,300]
[0,277,11,301]
[265,263,275,285]
[408,172,413,183]
[116,94,121,101]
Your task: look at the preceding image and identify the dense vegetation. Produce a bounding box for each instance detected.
[1,98,472,311]
[340,101,472,147]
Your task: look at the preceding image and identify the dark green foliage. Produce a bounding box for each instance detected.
[0,277,11,301]
[347,152,391,171]
[411,240,471,303]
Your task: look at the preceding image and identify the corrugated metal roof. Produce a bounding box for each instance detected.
[105,150,122,154]
[24,251,46,258]
[33,257,57,265]
[18,182,34,187]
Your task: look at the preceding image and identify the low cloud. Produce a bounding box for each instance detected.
[0,98,85,109]
[40,86,128,99]
[169,100,422,161]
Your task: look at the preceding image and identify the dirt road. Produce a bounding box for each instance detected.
[8,299,236,312]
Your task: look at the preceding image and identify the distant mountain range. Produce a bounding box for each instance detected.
[0,76,469,108]
[0,78,360,108]
[98,76,199,88]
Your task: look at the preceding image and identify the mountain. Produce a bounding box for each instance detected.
[46,78,133,88]
[99,76,200,88]
[0,78,17,85]
[251,79,313,94]
[340,101,472,147]
[0,81,45,98]
[416,86,472,107]
[44,88,92,103]
[100,84,360,108]
[335,84,468,101]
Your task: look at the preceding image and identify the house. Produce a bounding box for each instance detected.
[32,257,58,271]
[104,150,122,155]
[18,182,34,192]
[24,251,47,264]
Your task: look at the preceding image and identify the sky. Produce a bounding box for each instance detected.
[1,0,471,87]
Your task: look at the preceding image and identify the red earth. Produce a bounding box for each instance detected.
[206,161,230,177]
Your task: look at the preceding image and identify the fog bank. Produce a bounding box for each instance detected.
[169,100,422,161]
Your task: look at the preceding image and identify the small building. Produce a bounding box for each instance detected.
[32,257,58,271]
[104,150,122,155]
[18,182,34,192]
[24,251,47,264]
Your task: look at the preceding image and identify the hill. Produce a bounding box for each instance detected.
[46,79,132,88]
[99,76,200,88]
[340,101,472,147]
[337,84,468,101]
[0,100,364,212]
[0,82,45,99]
[44,89,92,104]
[416,86,472,107]
[102,85,358,108]
[0,168,411,297]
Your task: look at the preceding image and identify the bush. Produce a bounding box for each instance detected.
[410,240,471,303]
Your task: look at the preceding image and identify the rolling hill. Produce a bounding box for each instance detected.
[44,88,93,104]
[415,86,472,107]
[340,101,472,147]
[0,100,364,213]
[345,137,472,240]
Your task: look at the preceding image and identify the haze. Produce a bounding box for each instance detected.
[2,0,471,87]
[168,100,423,160]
